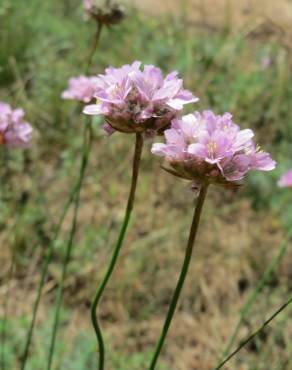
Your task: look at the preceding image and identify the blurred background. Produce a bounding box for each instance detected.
[0,0,292,369]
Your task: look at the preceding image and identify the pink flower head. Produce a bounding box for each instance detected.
[152,111,276,189]
[61,76,99,103]
[0,102,32,148]
[261,55,272,69]
[278,170,292,188]
[83,61,198,136]
[84,0,94,12]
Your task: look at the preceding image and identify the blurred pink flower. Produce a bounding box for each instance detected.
[0,102,32,148]
[84,0,94,12]
[61,76,99,103]
[261,55,272,69]
[83,61,198,136]
[278,170,292,188]
[152,111,276,189]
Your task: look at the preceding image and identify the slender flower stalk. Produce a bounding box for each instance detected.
[91,133,143,370]
[1,237,16,370]
[20,184,77,369]
[47,121,92,370]
[219,230,292,361]
[3,198,32,370]
[86,22,103,72]
[20,22,104,370]
[212,295,292,370]
[148,185,208,370]
[0,103,32,370]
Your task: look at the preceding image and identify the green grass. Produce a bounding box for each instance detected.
[1,0,292,369]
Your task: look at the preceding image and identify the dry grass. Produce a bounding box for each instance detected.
[130,0,292,36]
[1,134,291,369]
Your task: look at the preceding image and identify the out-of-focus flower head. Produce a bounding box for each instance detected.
[83,61,198,136]
[152,110,276,190]
[260,55,272,69]
[278,170,292,188]
[61,76,99,103]
[83,0,125,26]
[0,102,32,148]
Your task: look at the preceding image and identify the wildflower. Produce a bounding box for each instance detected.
[278,170,292,188]
[152,110,276,189]
[83,61,198,136]
[0,102,32,147]
[260,55,272,69]
[61,76,99,103]
[83,0,125,26]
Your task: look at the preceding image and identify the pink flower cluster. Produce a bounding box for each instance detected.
[278,170,292,188]
[0,102,32,148]
[61,76,99,103]
[83,61,198,135]
[152,111,276,188]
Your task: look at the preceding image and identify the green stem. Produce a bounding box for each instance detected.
[86,22,103,73]
[20,183,77,370]
[212,295,292,370]
[46,123,92,370]
[1,245,15,370]
[219,230,292,361]
[91,133,144,370]
[1,152,25,370]
[0,149,9,370]
[20,22,104,369]
[148,185,208,370]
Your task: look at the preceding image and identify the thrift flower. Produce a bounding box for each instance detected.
[84,0,94,12]
[83,0,125,26]
[152,111,276,189]
[278,170,292,188]
[261,55,272,69]
[83,61,198,136]
[61,76,99,103]
[0,102,32,148]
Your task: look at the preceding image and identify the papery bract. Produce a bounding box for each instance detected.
[83,61,198,136]
[0,102,32,148]
[278,170,292,188]
[83,0,125,25]
[152,111,276,189]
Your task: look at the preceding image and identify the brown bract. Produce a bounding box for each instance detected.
[162,160,242,189]
[106,111,176,134]
[89,3,125,27]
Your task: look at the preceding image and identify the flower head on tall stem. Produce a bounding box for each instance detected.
[152,110,276,191]
[83,61,198,136]
[278,170,292,188]
[0,102,32,148]
[148,110,276,370]
[83,0,125,26]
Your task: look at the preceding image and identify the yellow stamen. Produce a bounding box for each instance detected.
[256,144,263,153]
[207,141,217,155]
